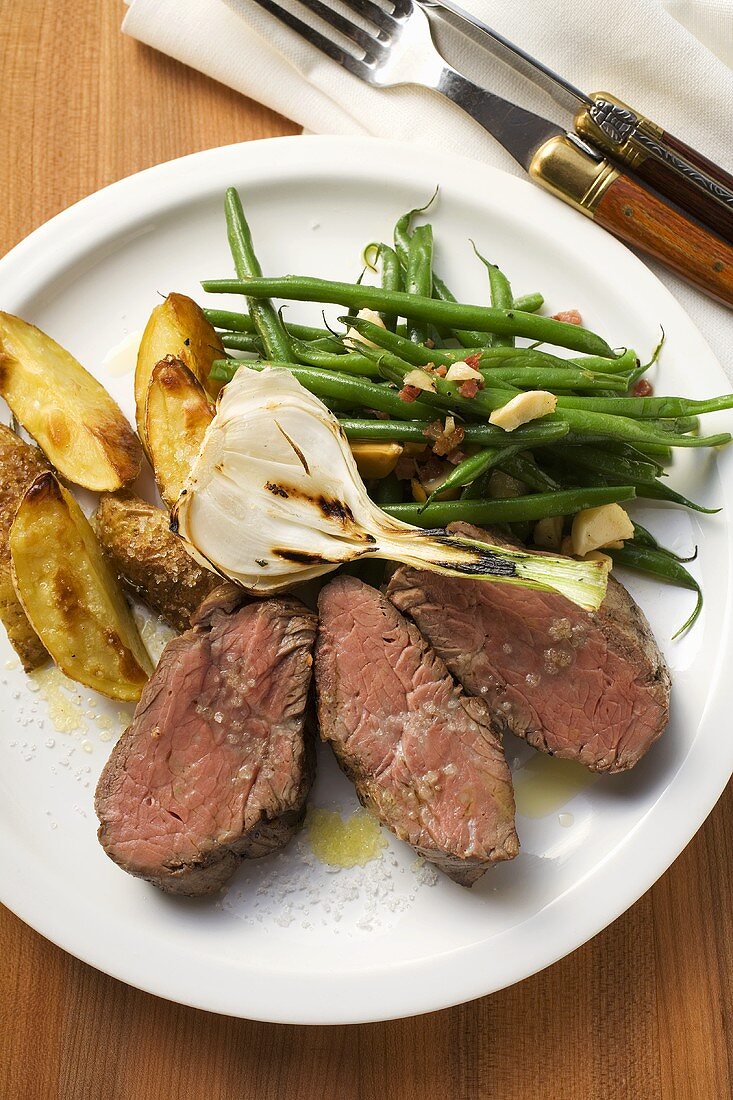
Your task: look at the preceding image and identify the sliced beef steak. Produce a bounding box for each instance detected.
[315,576,518,886]
[387,523,670,773]
[96,586,316,895]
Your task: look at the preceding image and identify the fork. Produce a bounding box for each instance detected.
[251,0,562,162]
[248,0,733,307]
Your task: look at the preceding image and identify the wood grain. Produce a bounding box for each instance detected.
[1,3,732,1098]
[593,172,733,306]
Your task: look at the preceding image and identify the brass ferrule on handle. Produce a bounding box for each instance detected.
[574,92,660,171]
[528,134,619,216]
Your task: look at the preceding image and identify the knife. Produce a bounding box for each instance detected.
[421,0,733,243]
[251,0,733,306]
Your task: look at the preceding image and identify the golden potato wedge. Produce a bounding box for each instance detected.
[0,313,142,492]
[94,491,220,632]
[0,424,50,670]
[135,293,224,447]
[146,357,214,508]
[10,473,153,700]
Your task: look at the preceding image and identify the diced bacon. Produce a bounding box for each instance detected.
[395,455,417,480]
[399,384,421,403]
[435,364,447,377]
[458,379,480,399]
[552,310,583,325]
[464,354,482,370]
[633,378,654,397]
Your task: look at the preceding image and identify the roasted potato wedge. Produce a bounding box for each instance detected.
[0,313,142,491]
[94,491,220,632]
[0,425,50,670]
[10,474,153,700]
[135,293,224,447]
[146,357,214,508]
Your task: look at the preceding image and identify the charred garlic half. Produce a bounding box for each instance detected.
[174,367,608,610]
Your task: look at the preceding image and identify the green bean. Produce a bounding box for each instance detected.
[631,522,698,562]
[548,464,716,513]
[608,543,701,637]
[381,485,636,527]
[289,338,382,377]
[209,359,437,419]
[627,329,666,386]
[405,225,434,344]
[461,449,522,500]
[202,276,617,357]
[472,242,513,348]
[221,332,265,354]
[652,415,699,434]
[546,444,661,484]
[372,472,404,505]
[499,452,560,492]
[426,447,515,503]
[568,348,638,375]
[224,189,294,362]
[377,244,402,330]
[555,393,733,419]
[482,367,629,391]
[513,292,544,313]
[337,418,571,447]
[631,481,719,514]
[205,308,331,343]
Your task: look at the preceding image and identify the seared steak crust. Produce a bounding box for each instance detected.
[315,576,518,886]
[387,523,670,773]
[95,585,316,895]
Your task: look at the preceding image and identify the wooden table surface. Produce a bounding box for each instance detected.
[1,3,732,1097]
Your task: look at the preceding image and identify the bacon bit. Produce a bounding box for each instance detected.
[367,408,390,420]
[464,354,482,370]
[633,378,654,397]
[398,384,421,403]
[458,379,480,399]
[434,364,447,377]
[447,449,466,466]
[425,338,435,349]
[552,309,583,326]
[395,455,417,481]
[424,417,465,456]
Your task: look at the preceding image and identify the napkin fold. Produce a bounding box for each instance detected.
[123,0,733,371]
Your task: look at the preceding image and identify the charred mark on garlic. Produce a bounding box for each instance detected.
[273,547,330,565]
[318,497,354,524]
[265,482,289,499]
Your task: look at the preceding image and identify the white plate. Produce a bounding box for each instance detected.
[1,135,731,1025]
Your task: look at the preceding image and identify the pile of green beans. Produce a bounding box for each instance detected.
[204,187,728,634]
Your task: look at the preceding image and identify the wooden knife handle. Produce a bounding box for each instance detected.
[659,129,733,195]
[592,172,733,307]
[529,134,733,309]
[628,147,733,244]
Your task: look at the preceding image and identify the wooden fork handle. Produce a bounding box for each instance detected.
[529,134,733,308]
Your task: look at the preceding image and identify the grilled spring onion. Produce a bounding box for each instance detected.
[174,367,609,610]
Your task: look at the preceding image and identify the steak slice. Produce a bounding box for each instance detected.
[95,585,316,895]
[315,576,518,886]
[386,523,670,773]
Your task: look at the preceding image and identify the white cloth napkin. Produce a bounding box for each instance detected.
[123,0,733,373]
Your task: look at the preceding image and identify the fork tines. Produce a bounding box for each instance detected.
[250,0,408,77]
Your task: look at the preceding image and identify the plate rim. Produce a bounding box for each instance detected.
[0,133,731,1024]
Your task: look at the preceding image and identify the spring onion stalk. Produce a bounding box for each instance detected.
[174,367,609,609]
